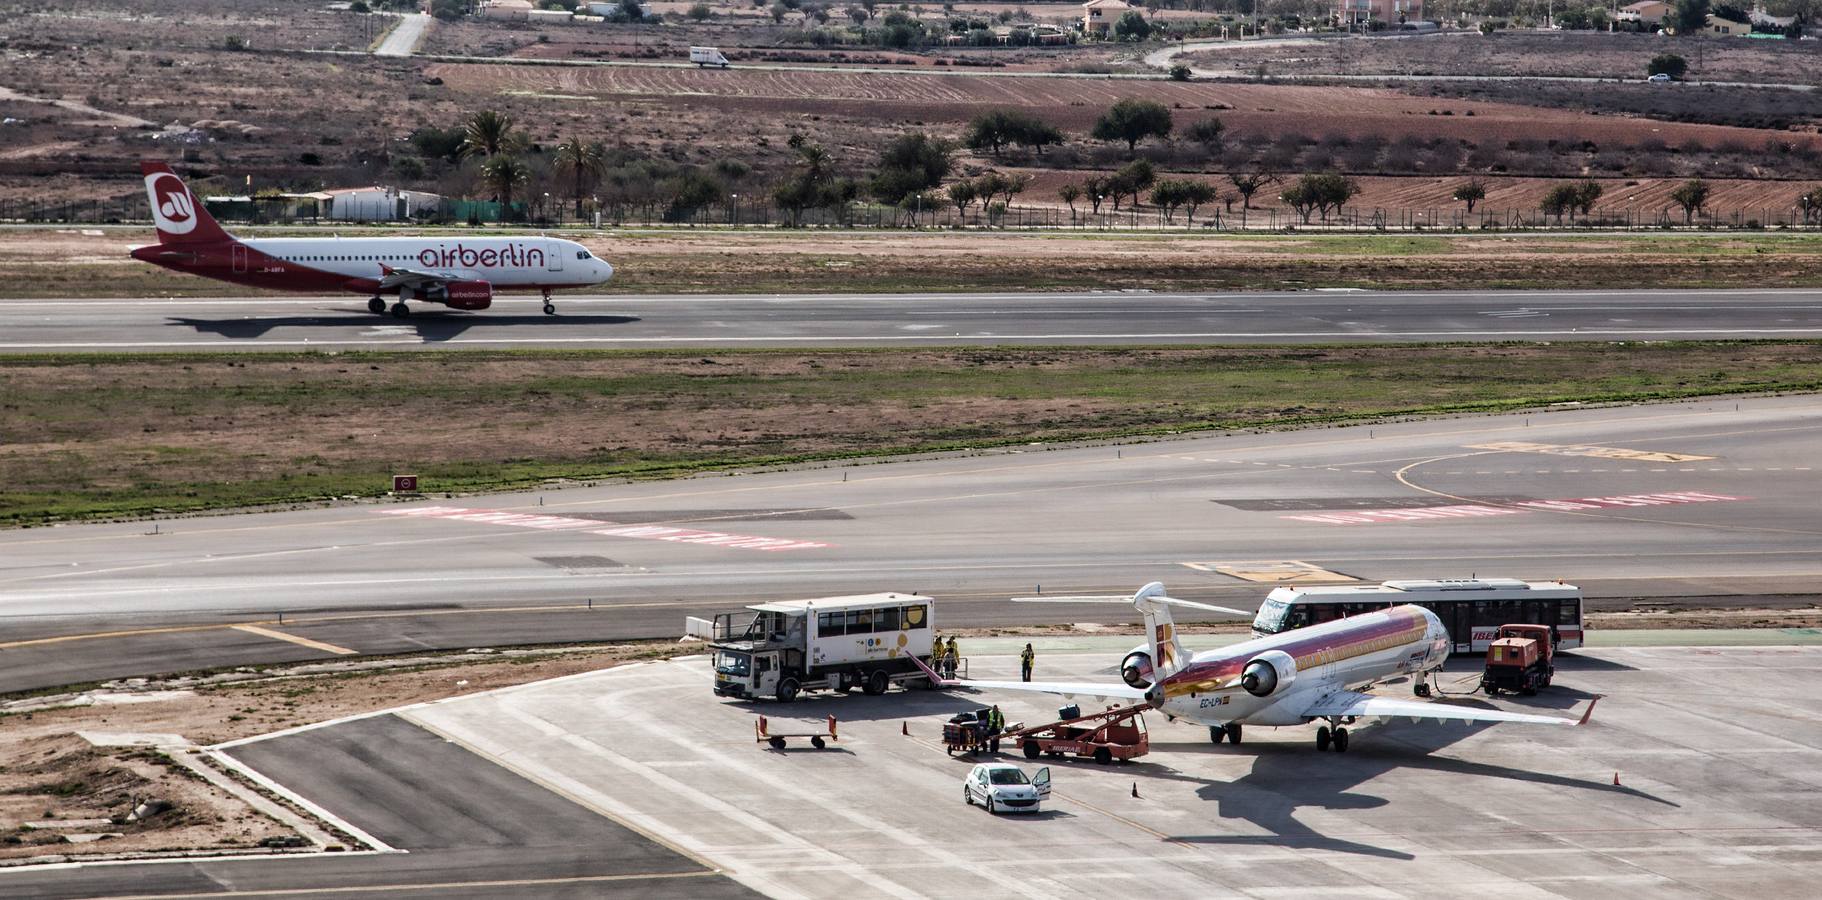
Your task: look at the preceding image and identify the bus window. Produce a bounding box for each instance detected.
[1287,606,1311,629]
[902,605,928,629]
[818,612,840,637]
[1312,604,1338,624]
[1558,599,1580,625]
[1471,600,1494,626]
[874,606,900,632]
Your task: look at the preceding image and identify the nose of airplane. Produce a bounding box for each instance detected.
[597,259,614,282]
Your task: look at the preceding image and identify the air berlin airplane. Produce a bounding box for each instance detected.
[917,582,1595,753]
[129,161,614,317]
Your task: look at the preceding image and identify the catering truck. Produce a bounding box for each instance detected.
[709,593,936,701]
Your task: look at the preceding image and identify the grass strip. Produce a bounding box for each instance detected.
[2,341,1818,524]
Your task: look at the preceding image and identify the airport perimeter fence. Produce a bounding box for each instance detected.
[8,197,1822,232]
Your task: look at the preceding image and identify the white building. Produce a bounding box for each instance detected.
[303,187,444,222]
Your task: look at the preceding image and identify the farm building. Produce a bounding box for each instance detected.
[1336,0,1424,26]
[1707,14,1753,34]
[481,0,533,20]
[297,187,444,222]
[1615,0,1670,25]
[1082,0,1131,35]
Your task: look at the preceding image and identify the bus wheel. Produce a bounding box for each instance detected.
[863,670,889,696]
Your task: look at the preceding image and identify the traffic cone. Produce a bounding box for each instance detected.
[1613,772,1621,786]
[1132,782,1140,799]
[902,721,909,736]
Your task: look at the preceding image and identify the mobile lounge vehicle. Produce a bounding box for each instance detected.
[1251,579,1583,654]
[710,593,936,701]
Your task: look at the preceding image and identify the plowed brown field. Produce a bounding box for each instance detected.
[427,62,1822,151]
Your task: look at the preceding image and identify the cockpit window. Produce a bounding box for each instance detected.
[576,250,591,260]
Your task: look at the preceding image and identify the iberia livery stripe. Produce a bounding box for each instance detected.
[376,506,831,551]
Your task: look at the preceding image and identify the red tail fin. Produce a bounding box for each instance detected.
[140,161,233,245]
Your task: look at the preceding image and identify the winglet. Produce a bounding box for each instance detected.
[1576,695,1601,726]
[908,652,954,688]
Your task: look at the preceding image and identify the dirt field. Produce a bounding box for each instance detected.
[3,342,1819,523]
[1188,31,1822,84]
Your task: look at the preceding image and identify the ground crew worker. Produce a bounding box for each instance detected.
[987,704,1005,752]
[1020,643,1035,682]
[930,632,943,673]
[945,636,960,678]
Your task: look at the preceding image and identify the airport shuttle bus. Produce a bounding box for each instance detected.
[709,593,936,702]
[1251,579,1583,654]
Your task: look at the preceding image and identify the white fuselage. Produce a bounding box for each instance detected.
[243,235,613,288]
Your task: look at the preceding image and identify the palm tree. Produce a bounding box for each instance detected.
[552,138,607,217]
[480,155,531,221]
[460,110,524,160]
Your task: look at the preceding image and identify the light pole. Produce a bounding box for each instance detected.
[731,193,739,226]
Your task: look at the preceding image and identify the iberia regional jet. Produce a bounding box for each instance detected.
[129,161,614,317]
[919,582,1596,753]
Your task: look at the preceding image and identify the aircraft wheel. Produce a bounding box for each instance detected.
[1413,681,1432,698]
[390,302,410,319]
[1226,724,1243,745]
[368,296,386,315]
[1316,726,1332,752]
[1333,727,1350,753]
[543,302,556,315]
[1209,725,1225,744]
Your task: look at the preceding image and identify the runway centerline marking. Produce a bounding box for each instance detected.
[229,624,358,656]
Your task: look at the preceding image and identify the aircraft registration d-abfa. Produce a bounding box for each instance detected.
[920,582,1595,753]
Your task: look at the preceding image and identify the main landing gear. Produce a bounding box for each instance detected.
[367,296,386,315]
[541,288,556,316]
[371,295,409,318]
[390,301,411,318]
[1316,719,1351,753]
[1209,723,1242,745]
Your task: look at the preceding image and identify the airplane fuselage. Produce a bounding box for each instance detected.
[1153,605,1451,727]
[130,235,613,296]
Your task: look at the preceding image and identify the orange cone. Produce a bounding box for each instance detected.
[1131,782,1140,799]
[1613,772,1621,786]
[902,721,909,736]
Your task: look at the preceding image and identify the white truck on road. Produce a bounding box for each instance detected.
[690,46,730,68]
[708,593,936,701]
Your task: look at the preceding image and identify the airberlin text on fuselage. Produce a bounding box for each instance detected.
[417,243,545,269]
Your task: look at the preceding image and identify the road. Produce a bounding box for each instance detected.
[3,394,1818,692]
[372,13,430,58]
[4,289,1822,351]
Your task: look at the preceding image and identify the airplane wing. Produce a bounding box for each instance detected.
[909,653,1149,704]
[1301,691,1598,727]
[377,264,458,289]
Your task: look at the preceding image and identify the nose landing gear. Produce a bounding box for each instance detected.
[541,288,556,316]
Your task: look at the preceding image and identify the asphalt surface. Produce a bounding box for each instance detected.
[4,289,1822,350]
[0,714,757,899]
[3,394,1818,693]
[372,13,429,58]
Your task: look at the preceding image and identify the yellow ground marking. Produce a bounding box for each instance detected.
[230,624,358,656]
[82,870,718,900]
[1186,560,1358,584]
[1466,441,1713,463]
[0,622,229,651]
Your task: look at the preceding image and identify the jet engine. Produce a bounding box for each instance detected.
[1120,649,1155,689]
[428,280,493,310]
[1240,650,1298,698]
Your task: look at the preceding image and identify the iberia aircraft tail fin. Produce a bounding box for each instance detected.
[1131,582,1189,683]
[140,161,234,245]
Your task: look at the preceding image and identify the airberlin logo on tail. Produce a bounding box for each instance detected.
[146,173,196,234]
[417,243,545,269]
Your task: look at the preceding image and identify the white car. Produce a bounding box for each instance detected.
[962,762,1051,814]
[1648,73,1674,83]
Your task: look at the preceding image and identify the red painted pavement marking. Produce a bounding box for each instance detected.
[375,506,832,551]
[1282,491,1745,526]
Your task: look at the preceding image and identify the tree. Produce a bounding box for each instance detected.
[430,0,467,20]
[964,109,1061,157]
[1168,64,1191,81]
[1186,117,1225,152]
[1280,172,1358,224]
[870,132,953,206]
[1572,179,1604,215]
[1151,180,1188,223]
[1540,183,1581,224]
[1648,53,1688,79]
[1083,175,1110,214]
[1112,9,1152,40]
[1452,178,1487,214]
[553,138,607,216]
[1800,186,1822,225]
[946,179,978,218]
[1091,98,1172,155]
[666,170,725,221]
[1670,177,1712,224]
[1113,159,1155,209]
[689,2,713,18]
[1179,180,1217,225]
[773,134,845,226]
[1059,182,1082,223]
[1711,2,1750,22]
[460,110,524,160]
[1227,169,1276,227]
[480,155,530,221]
[1672,0,1711,34]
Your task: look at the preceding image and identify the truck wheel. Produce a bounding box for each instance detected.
[776,678,799,703]
[1094,747,1113,766]
[1023,740,1041,759]
[1483,682,1498,696]
[863,670,889,696]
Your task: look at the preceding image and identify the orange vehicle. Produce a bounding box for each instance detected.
[1005,703,1150,765]
[1481,624,1556,696]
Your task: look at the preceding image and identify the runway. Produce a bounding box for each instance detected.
[3,394,1819,693]
[3,289,1821,350]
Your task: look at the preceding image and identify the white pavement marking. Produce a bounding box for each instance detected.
[203,749,401,854]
